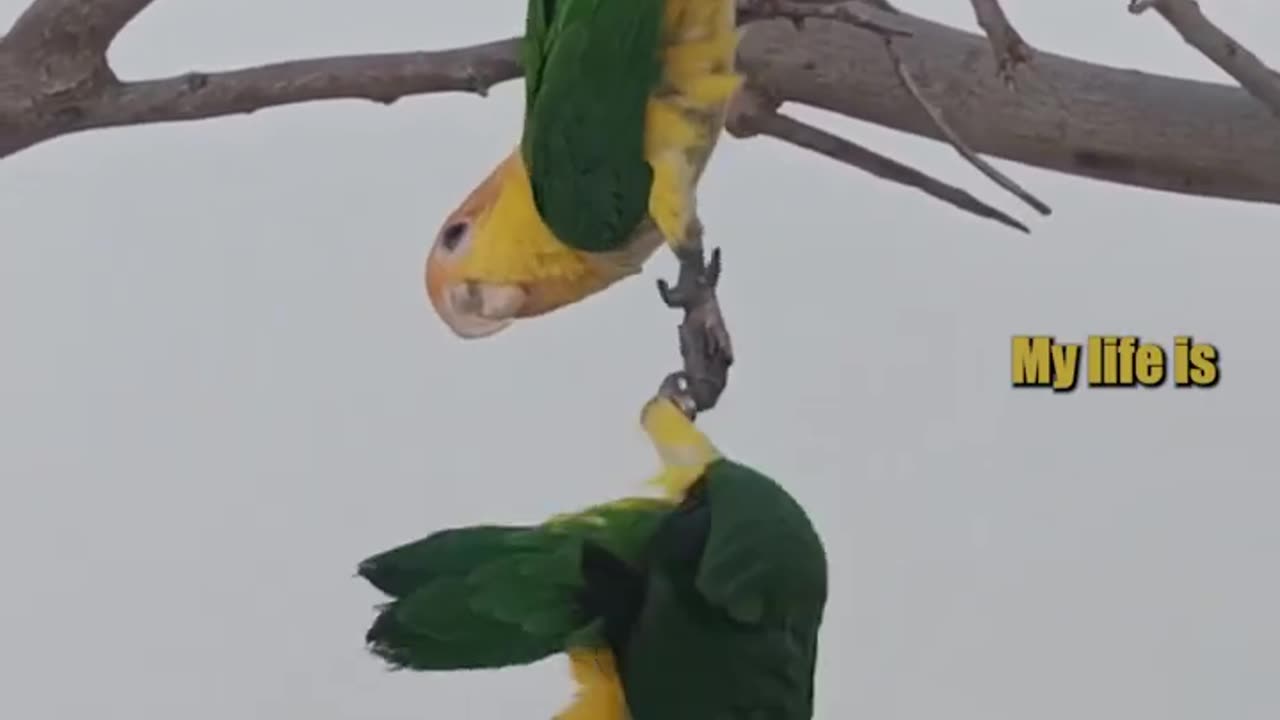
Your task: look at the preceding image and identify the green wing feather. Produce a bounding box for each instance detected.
[521,0,663,253]
[694,459,829,625]
[598,461,829,719]
[357,498,672,671]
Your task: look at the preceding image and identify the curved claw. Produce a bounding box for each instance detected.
[656,246,725,310]
[704,247,722,288]
[656,277,680,308]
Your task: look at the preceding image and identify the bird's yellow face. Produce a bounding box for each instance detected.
[425,150,644,339]
[424,157,530,339]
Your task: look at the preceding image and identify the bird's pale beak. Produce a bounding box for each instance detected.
[426,272,528,339]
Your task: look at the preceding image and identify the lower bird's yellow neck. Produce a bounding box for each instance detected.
[641,396,722,501]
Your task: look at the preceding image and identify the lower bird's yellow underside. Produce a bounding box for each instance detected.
[557,649,630,720]
[555,396,721,717]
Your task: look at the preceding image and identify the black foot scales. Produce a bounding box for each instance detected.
[656,244,734,416]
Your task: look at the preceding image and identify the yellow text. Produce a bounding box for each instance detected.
[1010,335,1219,390]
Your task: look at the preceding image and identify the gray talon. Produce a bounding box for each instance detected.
[656,243,734,413]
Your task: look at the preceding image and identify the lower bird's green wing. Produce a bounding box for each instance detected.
[693,459,829,626]
[599,465,828,720]
[357,497,672,671]
[521,0,663,253]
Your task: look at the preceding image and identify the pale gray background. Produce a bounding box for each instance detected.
[2,1,1278,718]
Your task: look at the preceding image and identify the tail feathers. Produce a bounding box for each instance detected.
[357,525,524,599]
[357,525,583,672]
[357,500,671,674]
[364,574,570,670]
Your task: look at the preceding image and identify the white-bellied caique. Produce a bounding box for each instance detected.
[423,0,741,342]
[356,383,829,719]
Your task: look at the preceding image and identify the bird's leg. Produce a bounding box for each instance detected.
[656,219,733,415]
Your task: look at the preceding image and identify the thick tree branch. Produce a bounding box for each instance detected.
[0,40,523,158]
[740,15,1280,204]
[82,43,519,125]
[1,1,1279,209]
[1127,0,1280,119]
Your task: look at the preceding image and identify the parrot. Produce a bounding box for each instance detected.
[423,0,743,347]
[356,385,829,719]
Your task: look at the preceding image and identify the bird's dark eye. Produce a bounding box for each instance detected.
[440,221,467,252]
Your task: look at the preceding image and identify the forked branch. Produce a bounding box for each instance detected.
[968,0,1034,87]
[1127,0,1280,119]
[2,0,1279,216]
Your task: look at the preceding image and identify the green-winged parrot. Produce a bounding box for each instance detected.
[357,393,828,719]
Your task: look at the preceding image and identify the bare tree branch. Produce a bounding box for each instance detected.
[1,1,1278,210]
[1127,0,1280,119]
[82,43,520,125]
[0,39,523,159]
[0,0,907,160]
[968,0,1033,88]
[883,38,1050,216]
[727,86,1030,232]
[739,16,1280,204]
[6,0,153,55]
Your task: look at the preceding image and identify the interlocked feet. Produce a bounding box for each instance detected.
[656,244,734,416]
[657,372,700,419]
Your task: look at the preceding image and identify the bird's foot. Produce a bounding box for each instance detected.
[657,371,699,419]
[656,244,733,415]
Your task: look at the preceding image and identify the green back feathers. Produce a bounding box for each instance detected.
[357,498,672,671]
[521,0,663,253]
[694,459,829,625]
[590,459,829,720]
[694,458,828,719]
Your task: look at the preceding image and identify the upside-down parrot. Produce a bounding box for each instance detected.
[423,0,742,340]
[356,390,829,719]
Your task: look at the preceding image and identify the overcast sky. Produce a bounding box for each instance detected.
[2,1,1278,719]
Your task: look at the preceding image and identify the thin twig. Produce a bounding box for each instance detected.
[727,88,1029,232]
[885,39,1052,217]
[969,0,1034,89]
[1127,0,1280,119]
